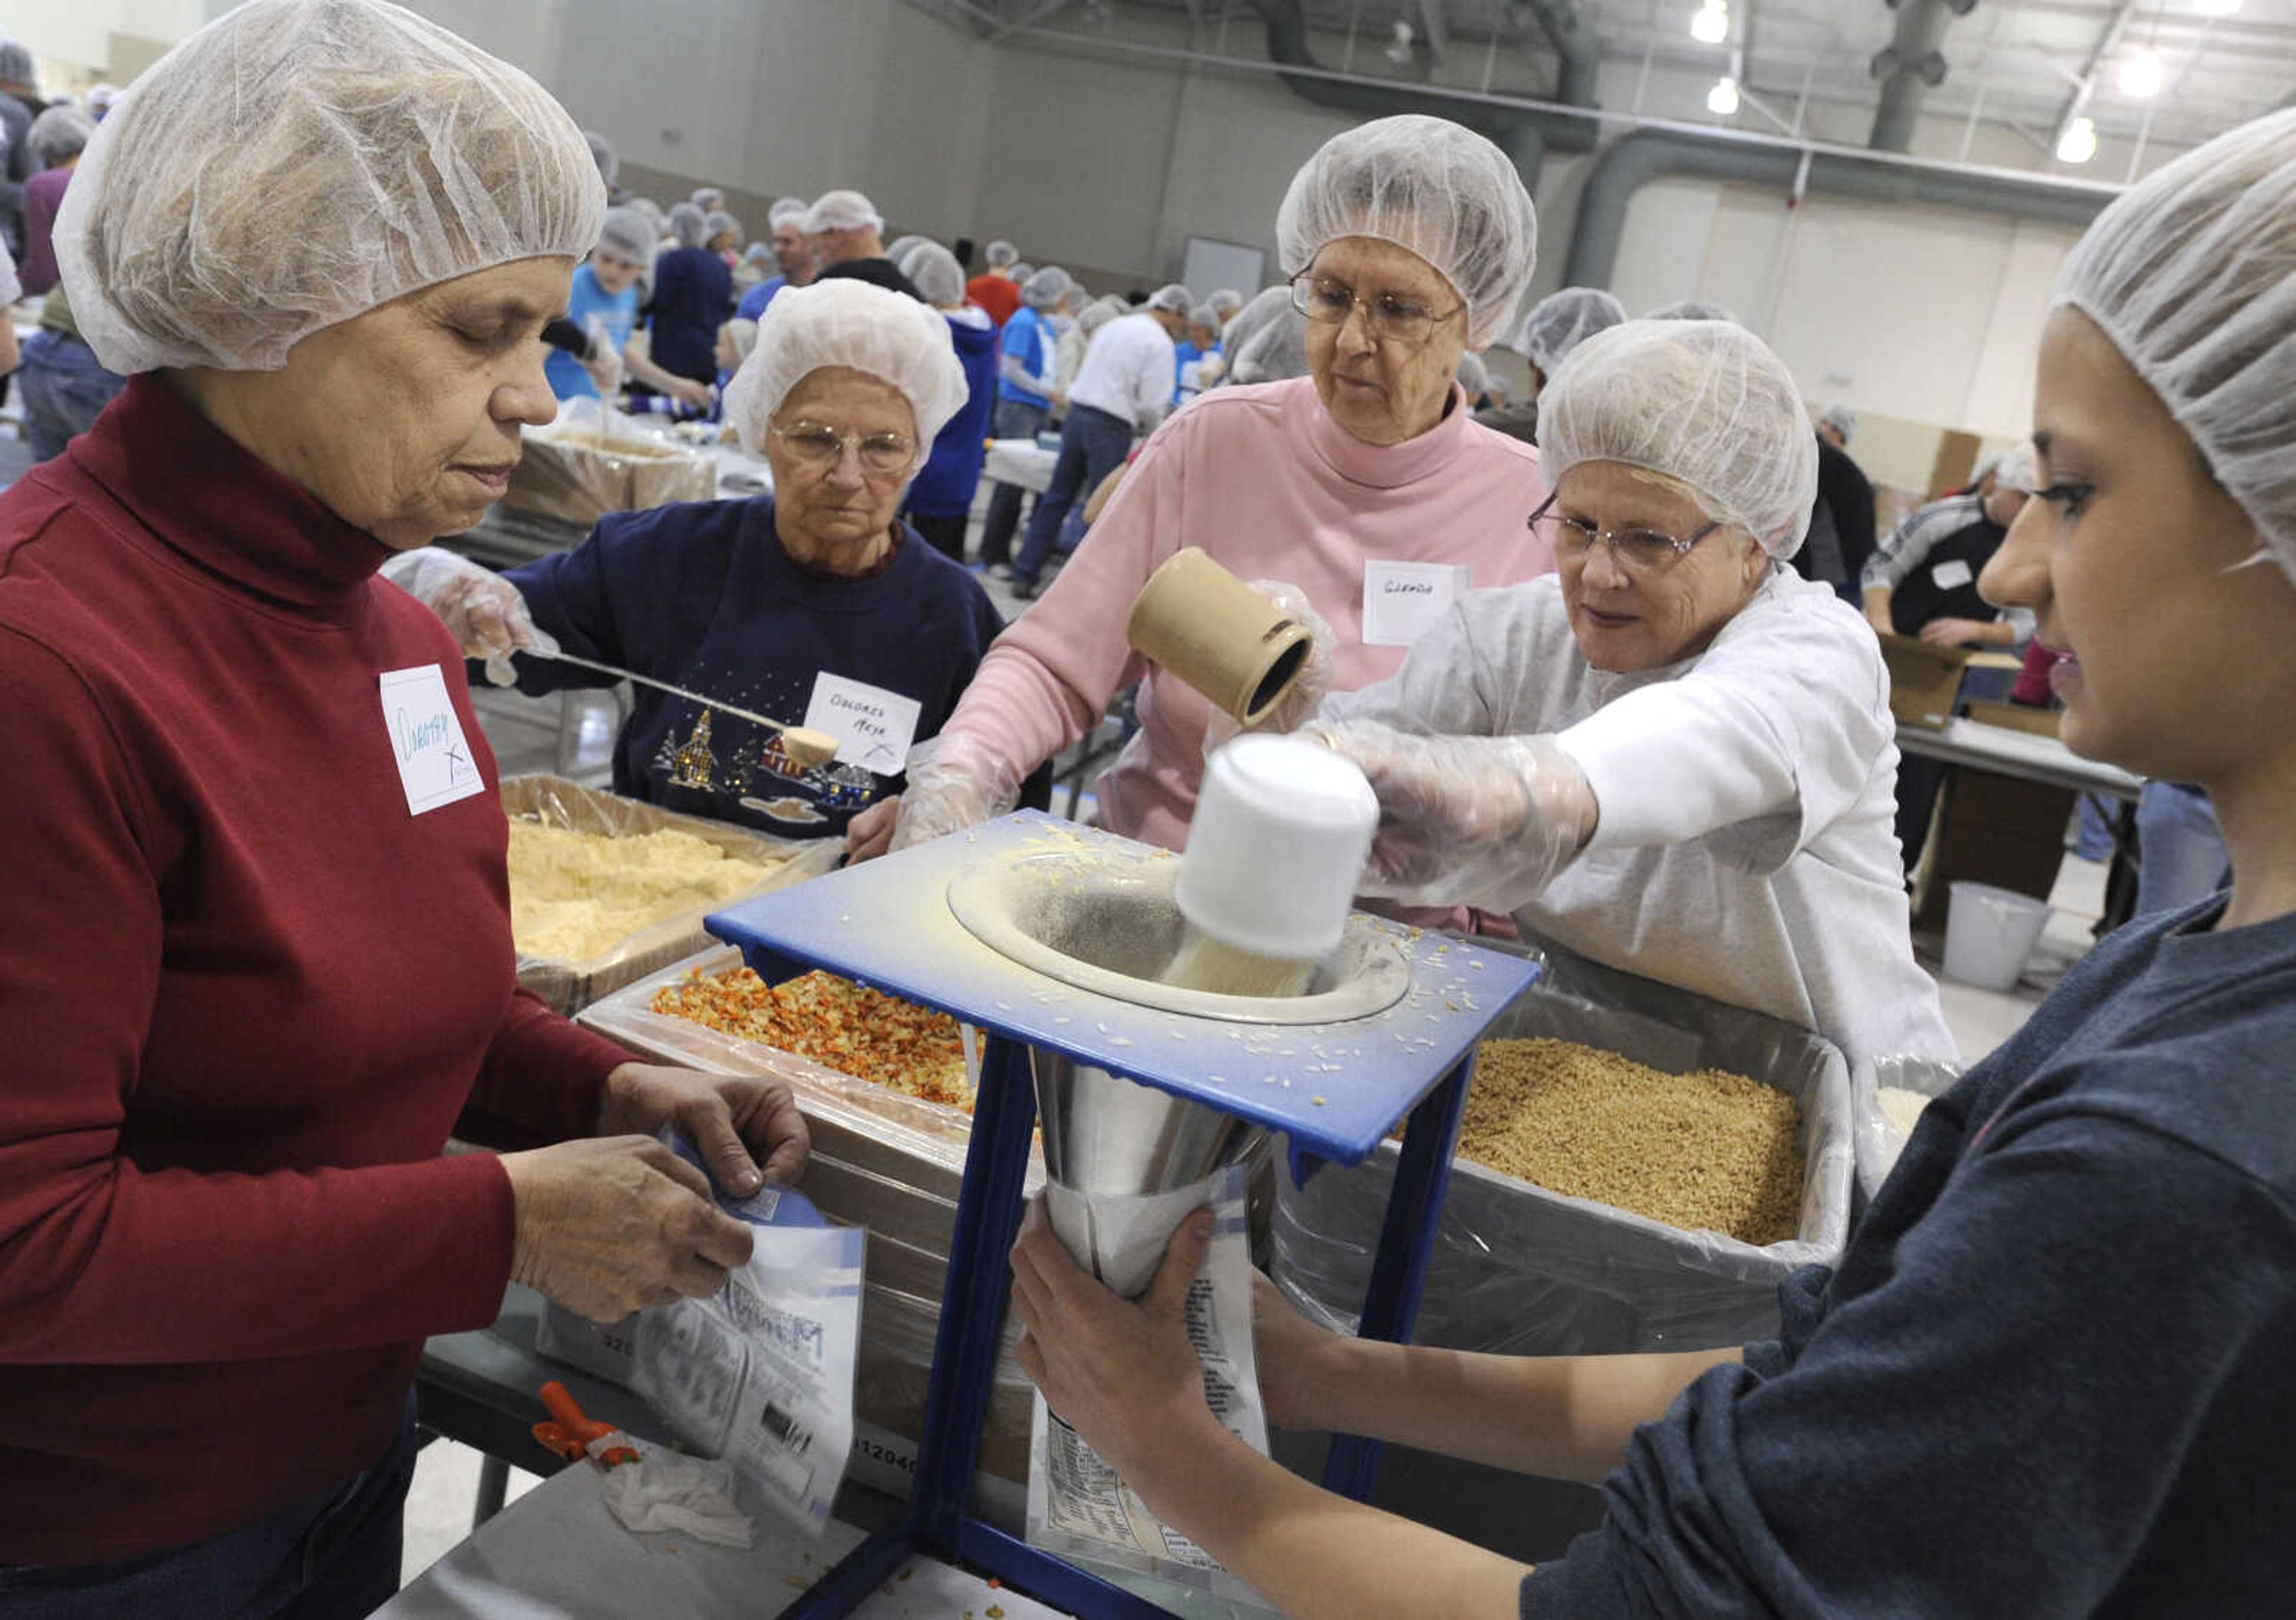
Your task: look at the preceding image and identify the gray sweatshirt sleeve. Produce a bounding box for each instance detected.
[1861,497,1976,595]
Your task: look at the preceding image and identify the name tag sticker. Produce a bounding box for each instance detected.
[379,664,485,816]
[804,673,923,774]
[1362,560,1472,648]
[1930,558,1976,591]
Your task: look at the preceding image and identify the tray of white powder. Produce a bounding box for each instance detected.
[1850,1054,1965,1209]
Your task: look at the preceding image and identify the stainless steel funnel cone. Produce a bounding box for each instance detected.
[1031,1047,1264,1198]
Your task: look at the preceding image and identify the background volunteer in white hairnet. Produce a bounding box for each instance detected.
[0,0,811,1601]
[1006,124,2296,1620]
[856,114,1556,863]
[1477,284,1626,445]
[388,278,1045,840]
[1310,318,1953,1068]
[737,195,815,320]
[1002,281,1196,597]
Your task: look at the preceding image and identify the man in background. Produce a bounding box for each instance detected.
[969,239,1024,327]
[737,197,817,320]
[804,189,924,301]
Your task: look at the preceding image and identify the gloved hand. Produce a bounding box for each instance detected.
[1300,719,1598,911]
[580,314,625,395]
[1201,579,1336,756]
[377,546,558,686]
[884,732,1025,855]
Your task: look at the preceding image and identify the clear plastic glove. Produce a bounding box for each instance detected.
[884,732,1025,855]
[1299,719,1597,911]
[501,1135,758,1323]
[1201,578,1336,756]
[377,546,558,686]
[580,314,625,395]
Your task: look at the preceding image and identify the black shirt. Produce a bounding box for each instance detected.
[813,257,926,302]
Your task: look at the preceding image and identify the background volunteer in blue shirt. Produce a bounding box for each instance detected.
[1000,107,2296,1620]
[386,279,1046,843]
[642,201,732,388]
[972,265,1073,576]
[899,242,1000,564]
[543,206,649,402]
[735,196,814,322]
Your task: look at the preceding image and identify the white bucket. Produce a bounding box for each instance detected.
[1941,881,2052,992]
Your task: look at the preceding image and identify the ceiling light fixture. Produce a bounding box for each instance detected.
[2115,48,2165,98]
[1690,2,1730,45]
[2056,115,2098,164]
[1708,75,1741,115]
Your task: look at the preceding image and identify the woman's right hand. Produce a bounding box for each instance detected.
[670,377,715,410]
[376,546,558,686]
[500,1136,756,1322]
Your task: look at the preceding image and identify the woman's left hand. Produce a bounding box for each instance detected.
[600,1063,810,1196]
[1009,1198,1219,1484]
[844,797,900,863]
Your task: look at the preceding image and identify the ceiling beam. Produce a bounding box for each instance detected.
[2047,0,2139,152]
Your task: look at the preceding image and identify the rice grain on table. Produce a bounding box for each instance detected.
[1463,1037,1804,1246]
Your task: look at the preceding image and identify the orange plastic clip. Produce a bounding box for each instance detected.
[533,1379,639,1468]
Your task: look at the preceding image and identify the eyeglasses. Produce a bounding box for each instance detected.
[1529,493,1724,574]
[770,421,917,478]
[1289,273,1463,347]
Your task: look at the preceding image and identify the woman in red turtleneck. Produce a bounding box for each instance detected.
[0,4,807,1614]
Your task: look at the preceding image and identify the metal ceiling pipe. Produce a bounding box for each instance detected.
[1242,0,1599,195]
[1519,0,1601,111]
[1870,0,1974,153]
[1561,126,2114,290]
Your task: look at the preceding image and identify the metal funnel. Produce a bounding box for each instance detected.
[1031,1048,1264,1199]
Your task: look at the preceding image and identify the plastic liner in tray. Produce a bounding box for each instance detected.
[502,400,717,527]
[1850,1053,1964,1213]
[1272,936,1854,1356]
[505,775,839,1017]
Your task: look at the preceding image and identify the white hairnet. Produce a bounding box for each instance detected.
[582,129,618,187]
[691,187,724,212]
[1456,351,1490,397]
[1646,298,1738,323]
[1022,266,1072,311]
[1231,306,1311,386]
[1078,299,1123,336]
[1818,403,1859,444]
[909,242,966,307]
[806,189,883,235]
[723,317,759,371]
[0,39,32,88]
[1187,302,1220,332]
[1540,319,1819,560]
[2053,106,2296,580]
[984,240,1018,268]
[668,203,710,249]
[1146,283,1193,316]
[1208,288,1245,319]
[1010,264,1036,283]
[768,195,809,228]
[1275,114,1538,352]
[1992,444,2039,494]
[54,0,604,376]
[885,234,928,263]
[29,105,93,166]
[723,278,970,463]
[704,209,740,243]
[88,82,118,112]
[1515,286,1626,376]
[594,206,655,267]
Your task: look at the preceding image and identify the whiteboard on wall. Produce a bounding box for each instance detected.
[1181,238,1267,301]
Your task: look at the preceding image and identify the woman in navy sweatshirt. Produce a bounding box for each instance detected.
[1005,108,2296,1620]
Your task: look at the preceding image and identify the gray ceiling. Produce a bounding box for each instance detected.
[1001,0,2296,157]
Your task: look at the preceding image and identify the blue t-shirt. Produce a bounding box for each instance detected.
[736,275,786,323]
[1519,894,2296,1618]
[906,313,999,519]
[545,263,639,402]
[500,499,1010,839]
[997,307,1051,409]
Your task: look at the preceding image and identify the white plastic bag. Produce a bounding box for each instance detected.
[1025,1164,1272,1609]
[627,1133,867,1533]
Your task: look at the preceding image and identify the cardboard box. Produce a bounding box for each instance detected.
[1913,766,2075,928]
[1879,633,1973,730]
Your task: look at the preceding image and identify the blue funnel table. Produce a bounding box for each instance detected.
[707,813,1540,1619]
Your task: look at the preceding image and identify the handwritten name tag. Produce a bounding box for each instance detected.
[804,672,923,774]
[380,664,485,815]
[1362,560,1472,648]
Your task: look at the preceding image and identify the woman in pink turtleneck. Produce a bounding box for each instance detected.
[851,115,1556,860]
